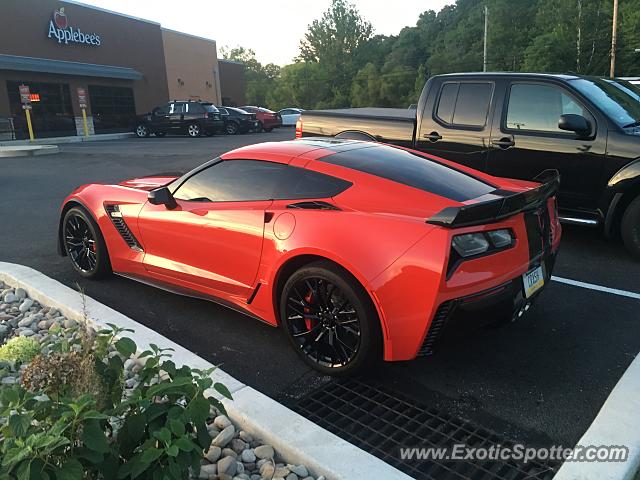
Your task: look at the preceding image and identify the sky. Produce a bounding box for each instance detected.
[77,0,452,66]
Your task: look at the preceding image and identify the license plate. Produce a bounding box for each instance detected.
[522,266,544,298]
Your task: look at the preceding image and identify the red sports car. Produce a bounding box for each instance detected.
[239,106,282,132]
[58,139,561,375]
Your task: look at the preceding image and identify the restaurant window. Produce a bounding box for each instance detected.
[88,85,136,133]
[6,81,76,139]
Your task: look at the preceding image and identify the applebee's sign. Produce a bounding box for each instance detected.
[48,8,102,46]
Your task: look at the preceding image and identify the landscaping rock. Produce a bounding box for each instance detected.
[222,448,237,458]
[212,425,235,448]
[198,463,217,479]
[213,414,232,429]
[259,462,275,478]
[217,456,237,476]
[241,449,256,463]
[63,319,77,329]
[286,474,299,480]
[205,445,222,463]
[15,288,27,300]
[18,299,33,312]
[289,465,309,477]
[239,430,253,443]
[19,329,35,337]
[254,444,275,459]
[274,466,291,477]
[231,438,246,453]
[3,293,17,303]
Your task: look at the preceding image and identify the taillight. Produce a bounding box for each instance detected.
[295,118,302,138]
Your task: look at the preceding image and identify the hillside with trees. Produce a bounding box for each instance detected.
[221,0,640,110]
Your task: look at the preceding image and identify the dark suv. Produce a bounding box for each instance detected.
[135,101,224,138]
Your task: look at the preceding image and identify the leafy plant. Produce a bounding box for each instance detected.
[0,336,40,364]
[0,323,232,480]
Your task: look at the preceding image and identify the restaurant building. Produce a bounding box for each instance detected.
[0,0,236,140]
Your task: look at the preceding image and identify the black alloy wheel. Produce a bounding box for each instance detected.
[63,207,111,279]
[226,122,239,135]
[281,261,380,375]
[187,123,201,137]
[135,124,149,138]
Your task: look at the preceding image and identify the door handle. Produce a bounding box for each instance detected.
[423,131,442,142]
[492,137,515,149]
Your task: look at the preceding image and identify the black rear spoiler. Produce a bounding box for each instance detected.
[426,169,560,228]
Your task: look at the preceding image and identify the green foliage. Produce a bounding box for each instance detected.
[0,323,231,480]
[0,336,40,364]
[227,0,640,110]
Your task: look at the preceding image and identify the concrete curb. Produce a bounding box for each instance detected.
[0,262,411,480]
[0,145,59,157]
[0,132,133,146]
[553,352,640,480]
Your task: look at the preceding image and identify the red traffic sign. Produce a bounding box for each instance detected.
[19,84,31,105]
[77,87,87,109]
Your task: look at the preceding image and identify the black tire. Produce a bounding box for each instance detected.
[256,121,263,133]
[187,123,201,138]
[155,131,166,137]
[62,206,111,279]
[280,260,381,376]
[226,122,239,135]
[621,195,640,260]
[135,124,149,138]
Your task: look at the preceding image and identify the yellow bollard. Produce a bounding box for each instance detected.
[25,108,35,141]
[81,107,89,137]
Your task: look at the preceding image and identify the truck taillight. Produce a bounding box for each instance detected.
[295,118,302,138]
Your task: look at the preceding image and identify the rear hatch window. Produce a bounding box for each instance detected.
[320,144,496,202]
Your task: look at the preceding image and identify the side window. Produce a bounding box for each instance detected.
[188,103,204,114]
[276,167,352,200]
[173,160,286,202]
[169,102,186,115]
[435,82,493,127]
[506,83,587,133]
[153,105,169,116]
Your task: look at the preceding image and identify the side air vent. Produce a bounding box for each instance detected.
[104,204,143,251]
[417,301,455,356]
[286,201,340,210]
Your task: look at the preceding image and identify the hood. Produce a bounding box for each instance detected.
[118,173,180,191]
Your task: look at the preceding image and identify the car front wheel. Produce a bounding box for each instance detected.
[621,195,640,260]
[280,261,381,375]
[62,206,111,279]
[187,123,201,137]
[135,124,149,138]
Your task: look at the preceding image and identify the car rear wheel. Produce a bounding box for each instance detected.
[280,261,381,375]
[62,206,111,279]
[187,123,201,137]
[135,124,149,138]
[621,195,640,260]
[256,121,263,133]
[226,122,239,135]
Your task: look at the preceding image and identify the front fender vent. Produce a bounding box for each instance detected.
[105,204,143,251]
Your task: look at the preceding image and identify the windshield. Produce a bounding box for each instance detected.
[569,77,640,128]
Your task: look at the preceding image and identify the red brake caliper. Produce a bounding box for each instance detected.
[304,290,314,331]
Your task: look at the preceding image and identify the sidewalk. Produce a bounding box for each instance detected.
[0,144,59,157]
[0,132,133,147]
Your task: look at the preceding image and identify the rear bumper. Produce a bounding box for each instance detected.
[418,251,556,356]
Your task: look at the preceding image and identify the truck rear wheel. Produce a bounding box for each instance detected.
[621,195,640,260]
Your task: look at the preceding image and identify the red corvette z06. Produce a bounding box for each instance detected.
[58,139,561,375]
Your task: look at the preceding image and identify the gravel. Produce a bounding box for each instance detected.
[0,281,328,480]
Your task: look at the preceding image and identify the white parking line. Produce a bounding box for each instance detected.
[551,276,640,300]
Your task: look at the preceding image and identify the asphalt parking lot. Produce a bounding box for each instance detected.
[1,130,639,459]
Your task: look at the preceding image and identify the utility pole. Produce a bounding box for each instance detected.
[610,0,619,78]
[483,5,489,72]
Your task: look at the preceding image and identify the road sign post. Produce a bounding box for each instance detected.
[19,84,35,141]
[77,87,89,137]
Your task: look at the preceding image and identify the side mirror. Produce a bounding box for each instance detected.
[558,114,590,136]
[148,187,177,209]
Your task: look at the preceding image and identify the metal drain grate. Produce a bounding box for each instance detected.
[292,379,558,480]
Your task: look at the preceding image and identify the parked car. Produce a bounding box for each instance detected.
[278,108,304,126]
[298,73,640,259]
[57,138,560,374]
[134,101,224,138]
[218,106,260,135]
[239,106,282,132]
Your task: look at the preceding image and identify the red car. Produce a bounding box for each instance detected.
[57,139,561,375]
[239,106,282,132]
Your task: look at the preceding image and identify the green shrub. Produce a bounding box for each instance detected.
[0,323,232,480]
[0,336,40,364]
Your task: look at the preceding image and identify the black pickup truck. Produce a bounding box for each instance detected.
[297,73,640,258]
